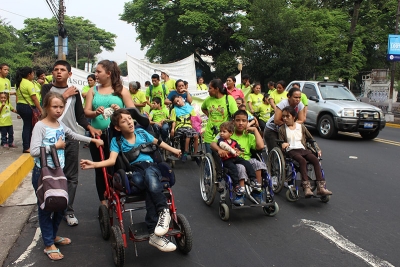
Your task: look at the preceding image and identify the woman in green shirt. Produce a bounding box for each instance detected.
[16,67,42,153]
[201,79,238,154]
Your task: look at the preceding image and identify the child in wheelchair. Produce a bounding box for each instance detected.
[149,97,170,142]
[170,95,200,162]
[278,106,332,197]
[80,109,182,252]
[211,110,267,206]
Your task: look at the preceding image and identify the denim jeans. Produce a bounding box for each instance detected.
[0,125,14,145]
[263,128,279,153]
[152,123,169,142]
[130,165,168,233]
[16,103,33,151]
[204,143,212,154]
[32,165,64,246]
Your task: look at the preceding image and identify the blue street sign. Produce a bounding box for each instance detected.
[387,54,400,61]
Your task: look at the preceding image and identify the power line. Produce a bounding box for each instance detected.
[44,0,60,23]
[0,8,30,19]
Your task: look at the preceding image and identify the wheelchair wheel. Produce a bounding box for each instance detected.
[219,203,229,221]
[199,153,217,206]
[110,225,125,267]
[263,202,279,217]
[320,195,330,203]
[98,205,111,240]
[285,189,298,202]
[267,147,285,193]
[174,214,193,254]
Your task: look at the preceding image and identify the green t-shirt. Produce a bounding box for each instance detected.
[258,103,272,122]
[131,90,147,113]
[0,102,14,126]
[170,108,196,130]
[267,88,276,95]
[150,108,169,123]
[201,95,238,143]
[301,92,308,106]
[0,77,12,94]
[237,84,252,91]
[269,90,287,105]
[81,85,91,107]
[146,84,170,107]
[247,93,263,112]
[214,131,255,160]
[163,79,176,91]
[17,78,36,105]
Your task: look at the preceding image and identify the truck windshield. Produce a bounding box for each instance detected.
[318,84,357,101]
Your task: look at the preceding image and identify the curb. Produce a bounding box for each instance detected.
[0,154,34,205]
[386,123,400,129]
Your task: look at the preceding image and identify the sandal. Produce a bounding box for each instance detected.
[44,248,64,261]
[54,236,72,246]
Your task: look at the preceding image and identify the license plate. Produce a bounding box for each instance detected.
[364,122,373,129]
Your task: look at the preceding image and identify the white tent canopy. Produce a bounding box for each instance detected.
[127,54,197,91]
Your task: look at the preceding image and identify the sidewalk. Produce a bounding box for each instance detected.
[0,111,36,267]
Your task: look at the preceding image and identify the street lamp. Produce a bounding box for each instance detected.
[75,43,88,69]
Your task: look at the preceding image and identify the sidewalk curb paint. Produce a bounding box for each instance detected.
[386,123,400,129]
[0,154,34,205]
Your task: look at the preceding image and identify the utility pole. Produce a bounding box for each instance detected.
[57,0,65,60]
[389,0,400,115]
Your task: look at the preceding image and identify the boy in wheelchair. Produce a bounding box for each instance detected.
[211,110,266,206]
[214,121,257,203]
[80,109,182,252]
[170,95,200,162]
[278,106,332,197]
[149,97,170,142]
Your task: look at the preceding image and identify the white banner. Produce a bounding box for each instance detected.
[68,67,91,91]
[127,54,197,91]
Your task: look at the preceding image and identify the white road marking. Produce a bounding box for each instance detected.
[297,219,394,267]
[12,227,41,265]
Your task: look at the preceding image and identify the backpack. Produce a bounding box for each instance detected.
[149,84,167,102]
[36,146,68,212]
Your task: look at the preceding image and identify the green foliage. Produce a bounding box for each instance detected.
[121,0,249,78]
[18,16,117,69]
[0,19,32,70]
[119,61,128,76]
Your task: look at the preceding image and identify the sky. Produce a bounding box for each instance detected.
[0,0,147,65]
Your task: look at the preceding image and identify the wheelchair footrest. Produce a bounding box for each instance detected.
[129,222,149,241]
[167,156,180,161]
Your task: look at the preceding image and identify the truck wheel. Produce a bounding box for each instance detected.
[318,115,337,139]
[359,129,380,140]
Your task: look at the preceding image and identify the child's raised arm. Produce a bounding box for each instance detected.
[80,151,118,169]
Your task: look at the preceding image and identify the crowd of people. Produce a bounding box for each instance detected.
[0,60,332,261]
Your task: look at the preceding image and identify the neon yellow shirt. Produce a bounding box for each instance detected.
[130,90,147,113]
[269,90,287,105]
[0,102,14,126]
[17,78,36,105]
[213,131,256,160]
[247,93,263,112]
[146,84,170,107]
[170,108,196,130]
[0,77,11,93]
[197,84,208,90]
[81,85,91,107]
[301,93,308,106]
[258,103,272,122]
[150,108,169,123]
[33,81,42,104]
[201,95,238,143]
[163,79,176,91]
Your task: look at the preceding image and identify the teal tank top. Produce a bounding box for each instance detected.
[91,86,125,130]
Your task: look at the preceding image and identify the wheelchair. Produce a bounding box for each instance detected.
[97,108,193,267]
[266,139,330,203]
[199,149,279,221]
[166,127,204,168]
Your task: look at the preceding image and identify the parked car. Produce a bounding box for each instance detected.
[286,80,386,139]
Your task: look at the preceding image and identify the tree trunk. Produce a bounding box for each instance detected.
[347,0,363,54]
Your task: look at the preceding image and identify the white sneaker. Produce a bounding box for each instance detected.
[154,208,171,236]
[65,214,78,226]
[149,233,176,252]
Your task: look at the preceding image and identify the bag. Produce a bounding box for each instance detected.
[32,108,41,126]
[190,115,202,133]
[36,146,68,212]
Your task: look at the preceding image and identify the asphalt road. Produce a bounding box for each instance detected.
[3,127,400,267]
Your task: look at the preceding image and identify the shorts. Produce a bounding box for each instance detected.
[236,158,267,181]
[175,127,198,138]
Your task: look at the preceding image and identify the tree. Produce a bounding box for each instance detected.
[119,61,128,76]
[0,18,32,83]
[18,16,117,69]
[121,0,249,79]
